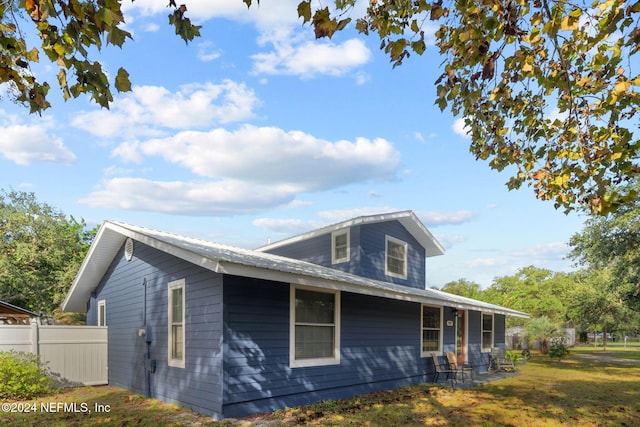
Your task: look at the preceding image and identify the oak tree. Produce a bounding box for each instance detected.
[0,190,95,316]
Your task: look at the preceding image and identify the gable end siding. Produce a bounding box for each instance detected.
[359,222,426,288]
[222,276,427,418]
[86,241,224,419]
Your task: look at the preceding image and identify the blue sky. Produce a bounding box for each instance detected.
[0,0,587,288]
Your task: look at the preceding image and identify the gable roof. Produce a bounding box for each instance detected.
[255,210,446,257]
[62,220,527,318]
[0,300,39,317]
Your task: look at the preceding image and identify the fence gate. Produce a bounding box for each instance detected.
[0,324,108,386]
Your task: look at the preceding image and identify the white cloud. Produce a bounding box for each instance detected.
[123,125,401,191]
[452,118,471,138]
[252,218,311,235]
[79,178,296,215]
[418,210,478,227]
[83,126,402,215]
[252,28,371,78]
[197,41,223,62]
[434,234,467,249]
[72,81,260,139]
[0,113,76,165]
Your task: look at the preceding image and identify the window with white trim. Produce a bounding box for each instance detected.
[97,300,106,326]
[482,313,494,352]
[168,279,185,368]
[331,230,350,264]
[290,285,340,368]
[385,236,407,279]
[421,305,442,355]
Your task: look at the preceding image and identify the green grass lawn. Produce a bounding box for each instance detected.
[2,347,640,426]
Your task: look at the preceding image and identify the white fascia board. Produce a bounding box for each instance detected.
[256,210,445,257]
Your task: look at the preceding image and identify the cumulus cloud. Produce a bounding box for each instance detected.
[79,178,297,215]
[82,126,402,215]
[72,81,260,139]
[252,36,371,78]
[118,125,401,191]
[0,113,76,165]
[452,118,471,138]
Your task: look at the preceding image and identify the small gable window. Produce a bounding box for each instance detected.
[331,230,350,264]
[97,300,106,326]
[290,285,341,368]
[385,236,407,279]
[168,279,186,368]
[482,313,494,352]
[421,305,442,355]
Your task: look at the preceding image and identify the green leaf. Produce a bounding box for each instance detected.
[297,1,312,24]
[115,67,131,93]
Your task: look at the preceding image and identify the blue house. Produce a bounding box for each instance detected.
[62,211,527,420]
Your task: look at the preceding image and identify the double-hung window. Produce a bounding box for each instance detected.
[290,285,340,367]
[97,300,106,326]
[331,230,350,264]
[385,236,407,279]
[168,279,185,368]
[482,313,494,352]
[421,305,442,355]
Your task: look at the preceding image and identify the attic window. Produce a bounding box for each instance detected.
[331,230,350,264]
[385,236,407,279]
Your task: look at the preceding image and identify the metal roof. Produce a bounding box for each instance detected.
[62,220,528,318]
[256,210,446,257]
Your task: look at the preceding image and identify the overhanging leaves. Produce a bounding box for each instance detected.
[305,0,639,215]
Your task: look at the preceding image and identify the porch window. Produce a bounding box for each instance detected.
[290,285,341,368]
[168,279,185,368]
[385,236,407,279]
[332,230,350,264]
[97,300,106,326]
[421,305,442,355]
[482,313,494,352]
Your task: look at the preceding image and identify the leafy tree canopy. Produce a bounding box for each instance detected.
[487,266,575,324]
[440,278,484,300]
[569,194,640,308]
[0,189,95,315]
[1,0,638,214]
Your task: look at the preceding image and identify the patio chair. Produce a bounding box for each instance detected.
[489,347,516,372]
[430,352,458,386]
[446,351,473,382]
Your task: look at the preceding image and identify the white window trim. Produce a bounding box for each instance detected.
[168,279,186,368]
[420,304,443,357]
[290,284,341,368]
[97,300,106,326]
[385,235,408,279]
[331,229,350,264]
[481,312,494,353]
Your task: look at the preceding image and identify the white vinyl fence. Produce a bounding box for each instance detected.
[0,324,107,386]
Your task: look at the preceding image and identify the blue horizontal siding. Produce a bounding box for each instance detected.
[87,241,224,419]
[263,221,426,289]
[222,277,429,417]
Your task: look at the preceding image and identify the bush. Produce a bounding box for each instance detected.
[549,341,570,362]
[0,351,53,399]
